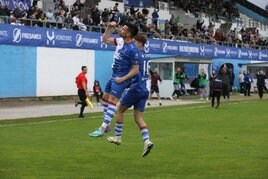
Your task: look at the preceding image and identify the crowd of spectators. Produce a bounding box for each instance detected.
[0,0,267,49]
[176,0,240,20]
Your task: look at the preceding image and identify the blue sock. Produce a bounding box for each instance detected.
[100,102,116,130]
[115,122,123,136]
[140,126,150,142]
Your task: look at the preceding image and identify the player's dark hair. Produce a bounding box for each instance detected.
[125,23,139,38]
[81,66,87,70]
[134,33,147,46]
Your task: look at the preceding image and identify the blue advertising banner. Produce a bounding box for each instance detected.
[0,24,268,61]
[0,0,31,11]
[124,0,152,7]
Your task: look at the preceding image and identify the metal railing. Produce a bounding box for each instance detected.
[0,15,267,50]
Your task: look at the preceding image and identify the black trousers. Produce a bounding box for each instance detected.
[211,90,221,107]
[239,82,245,94]
[257,85,264,99]
[222,83,230,99]
[244,83,251,96]
[94,92,103,103]
[78,89,87,116]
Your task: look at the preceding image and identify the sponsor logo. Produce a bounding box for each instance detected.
[226,48,230,57]
[259,52,262,60]
[162,42,168,53]
[200,46,205,56]
[13,28,42,43]
[100,36,108,48]
[47,31,72,46]
[259,52,268,59]
[214,47,218,56]
[0,30,8,37]
[13,28,21,43]
[248,50,252,59]
[76,34,99,47]
[46,31,55,45]
[214,47,225,56]
[76,34,83,47]
[150,43,161,49]
[180,46,199,53]
[238,49,241,58]
[144,40,150,53]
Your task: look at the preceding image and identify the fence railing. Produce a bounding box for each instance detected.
[0,15,267,50]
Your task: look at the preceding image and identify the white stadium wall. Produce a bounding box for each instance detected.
[36,47,95,96]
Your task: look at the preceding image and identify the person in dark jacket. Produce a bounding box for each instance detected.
[211,75,223,109]
[93,80,103,105]
[209,69,217,99]
[256,70,267,99]
[244,71,253,96]
[221,64,230,100]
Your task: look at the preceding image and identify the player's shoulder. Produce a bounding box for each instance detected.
[115,38,124,46]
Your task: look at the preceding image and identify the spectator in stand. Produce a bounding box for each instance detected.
[27,5,37,19]
[59,0,69,15]
[152,9,159,28]
[72,13,80,30]
[118,8,129,25]
[70,5,80,17]
[164,20,171,36]
[55,5,65,28]
[112,3,119,13]
[13,4,23,19]
[0,4,10,24]
[64,13,74,28]
[38,12,47,27]
[101,8,110,25]
[130,5,139,15]
[91,6,100,26]
[73,0,84,11]
[46,7,56,23]
[111,10,120,24]
[83,14,93,30]
[196,19,204,31]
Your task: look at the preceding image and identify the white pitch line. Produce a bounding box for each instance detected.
[0,100,258,128]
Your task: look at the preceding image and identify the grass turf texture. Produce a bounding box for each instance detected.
[0,100,268,178]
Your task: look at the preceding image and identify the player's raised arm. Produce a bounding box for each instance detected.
[102,21,117,45]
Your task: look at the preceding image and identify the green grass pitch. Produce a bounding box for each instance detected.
[0,100,268,178]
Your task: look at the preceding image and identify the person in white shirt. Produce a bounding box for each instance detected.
[238,71,245,95]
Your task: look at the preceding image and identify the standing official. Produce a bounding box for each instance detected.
[75,66,89,118]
